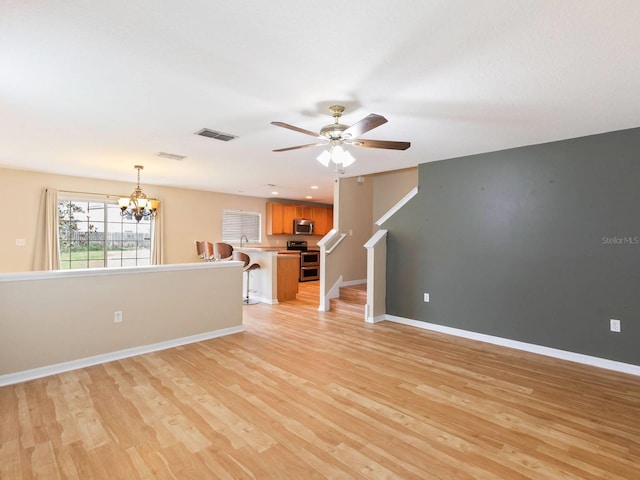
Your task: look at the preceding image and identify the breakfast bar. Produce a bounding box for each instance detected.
[234,247,301,304]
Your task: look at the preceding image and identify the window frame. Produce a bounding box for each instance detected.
[57,195,155,270]
[221,209,261,244]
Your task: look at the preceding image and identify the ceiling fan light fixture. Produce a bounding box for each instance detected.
[316,145,356,168]
[273,105,409,166]
[342,151,356,167]
[316,150,332,167]
[332,145,356,167]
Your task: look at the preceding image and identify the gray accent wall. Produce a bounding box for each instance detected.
[384,127,640,365]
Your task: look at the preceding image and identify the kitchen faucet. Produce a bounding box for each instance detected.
[240,234,249,248]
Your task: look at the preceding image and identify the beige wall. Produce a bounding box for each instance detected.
[0,263,243,379]
[0,165,415,381]
[372,167,418,224]
[333,176,374,283]
[0,167,314,273]
[327,169,418,284]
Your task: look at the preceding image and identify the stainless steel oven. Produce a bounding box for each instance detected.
[300,250,320,267]
[299,250,319,281]
[287,240,320,282]
[300,265,319,282]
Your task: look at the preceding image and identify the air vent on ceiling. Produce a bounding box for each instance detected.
[156,152,186,161]
[195,128,238,142]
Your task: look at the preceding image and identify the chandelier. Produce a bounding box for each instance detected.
[118,165,158,222]
[316,142,356,168]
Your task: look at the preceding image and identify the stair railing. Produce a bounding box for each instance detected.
[317,229,347,312]
[325,233,346,254]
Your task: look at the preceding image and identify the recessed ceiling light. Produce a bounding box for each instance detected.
[306,196,313,199]
[310,185,319,189]
[271,191,278,195]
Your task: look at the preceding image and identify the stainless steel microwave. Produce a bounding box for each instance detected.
[293,218,314,235]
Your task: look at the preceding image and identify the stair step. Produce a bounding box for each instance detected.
[338,285,366,305]
[329,284,367,316]
[330,298,365,316]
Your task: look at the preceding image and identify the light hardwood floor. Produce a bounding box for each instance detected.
[1,281,639,479]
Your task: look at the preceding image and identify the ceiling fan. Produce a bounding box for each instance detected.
[271,105,410,167]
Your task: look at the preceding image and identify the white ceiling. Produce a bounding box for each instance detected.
[2,1,640,204]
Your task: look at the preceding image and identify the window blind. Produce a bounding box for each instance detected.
[221,209,261,243]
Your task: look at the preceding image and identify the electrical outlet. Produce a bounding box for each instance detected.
[114,311,123,323]
[610,319,621,332]
[424,293,430,302]
[15,239,26,246]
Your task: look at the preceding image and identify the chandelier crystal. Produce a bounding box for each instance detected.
[119,165,158,222]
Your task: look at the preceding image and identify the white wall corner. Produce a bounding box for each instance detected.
[366,312,386,324]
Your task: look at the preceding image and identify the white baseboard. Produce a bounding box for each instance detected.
[385,315,640,377]
[366,314,386,324]
[0,325,245,387]
[256,296,277,305]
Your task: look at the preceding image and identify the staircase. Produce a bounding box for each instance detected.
[330,284,366,316]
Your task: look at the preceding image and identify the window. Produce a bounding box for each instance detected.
[221,209,261,244]
[58,199,153,269]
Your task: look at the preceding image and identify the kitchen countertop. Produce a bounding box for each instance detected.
[238,246,319,254]
[237,246,281,252]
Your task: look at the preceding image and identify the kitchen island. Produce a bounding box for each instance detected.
[276,252,300,301]
[235,247,301,304]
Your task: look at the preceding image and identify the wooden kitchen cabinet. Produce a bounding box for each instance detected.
[325,207,334,233]
[302,206,314,219]
[290,205,314,221]
[312,206,333,236]
[266,202,285,235]
[277,254,300,301]
[282,205,297,234]
[266,202,333,236]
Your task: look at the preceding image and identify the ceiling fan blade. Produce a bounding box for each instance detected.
[342,113,388,138]
[351,139,411,150]
[273,143,325,152]
[271,121,321,138]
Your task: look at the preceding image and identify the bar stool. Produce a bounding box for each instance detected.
[232,251,260,304]
[195,240,207,261]
[211,242,233,261]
